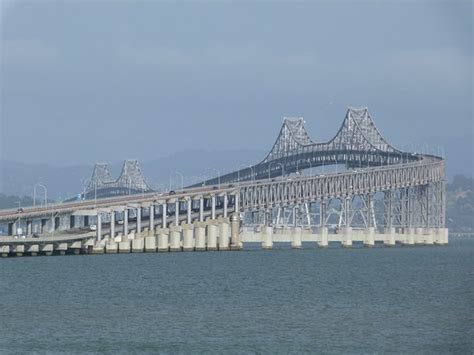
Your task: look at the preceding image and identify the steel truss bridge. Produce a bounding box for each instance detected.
[0,107,447,253]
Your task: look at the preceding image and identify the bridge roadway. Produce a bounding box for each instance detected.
[0,154,448,256]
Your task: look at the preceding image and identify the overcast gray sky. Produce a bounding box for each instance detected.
[1,1,472,175]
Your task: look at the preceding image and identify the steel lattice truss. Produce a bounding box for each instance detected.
[84,159,152,199]
[195,107,413,186]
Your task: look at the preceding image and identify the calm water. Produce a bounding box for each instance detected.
[1,239,473,354]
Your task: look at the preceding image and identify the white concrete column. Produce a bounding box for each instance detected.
[162,202,167,228]
[187,199,192,224]
[182,224,195,251]
[291,227,302,249]
[364,227,375,247]
[262,226,273,250]
[211,195,216,220]
[319,226,328,248]
[175,201,179,226]
[96,213,102,241]
[149,205,154,233]
[136,207,142,235]
[342,227,352,248]
[199,197,204,222]
[234,193,240,215]
[223,193,228,218]
[123,208,129,236]
[218,220,230,250]
[110,211,115,239]
[384,227,396,246]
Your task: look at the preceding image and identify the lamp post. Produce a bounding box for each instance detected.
[173,171,184,191]
[210,168,221,188]
[33,183,47,208]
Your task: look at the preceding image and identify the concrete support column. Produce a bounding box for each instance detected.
[342,227,352,248]
[40,219,47,233]
[175,201,179,226]
[157,228,169,252]
[223,194,228,218]
[110,211,115,239]
[149,205,154,233]
[162,203,167,228]
[364,227,375,247]
[218,219,230,250]
[199,197,204,222]
[96,213,102,242]
[123,209,129,236]
[182,224,194,251]
[262,226,273,250]
[319,226,328,248]
[7,222,14,236]
[291,227,302,249]
[194,222,206,251]
[230,213,240,249]
[443,228,449,245]
[187,200,192,224]
[205,221,217,251]
[384,227,396,246]
[211,195,216,220]
[26,220,32,236]
[234,193,240,215]
[136,207,142,235]
[50,216,55,232]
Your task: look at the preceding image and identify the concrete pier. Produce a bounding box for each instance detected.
[27,244,39,256]
[291,227,302,249]
[157,228,169,252]
[384,227,396,246]
[341,227,352,248]
[41,244,54,256]
[145,236,157,252]
[119,240,131,253]
[132,238,144,253]
[218,219,230,250]
[319,227,328,248]
[13,244,24,256]
[364,227,375,247]
[1,245,10,257]
[106,241,118,253]
[182,224,195,251]
[415,227,425,245]
[206,221,218,251]
[262,226,273,250]
[169,225,182,252]
[424,228,434,245]
[194,222,206,251]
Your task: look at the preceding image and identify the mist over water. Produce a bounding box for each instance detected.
[1,238,472,353]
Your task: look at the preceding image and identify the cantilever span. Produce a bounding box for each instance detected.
[195,108,422,187]
[0,107,447,256]
[83,159,152,199]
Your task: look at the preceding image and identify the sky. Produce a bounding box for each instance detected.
[0,1,472,176]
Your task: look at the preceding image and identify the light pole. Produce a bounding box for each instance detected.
[173,171,184,191]
[33,183,47,208]
[211,168,221,188]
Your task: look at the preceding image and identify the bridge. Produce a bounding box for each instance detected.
[0,107,448,256]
